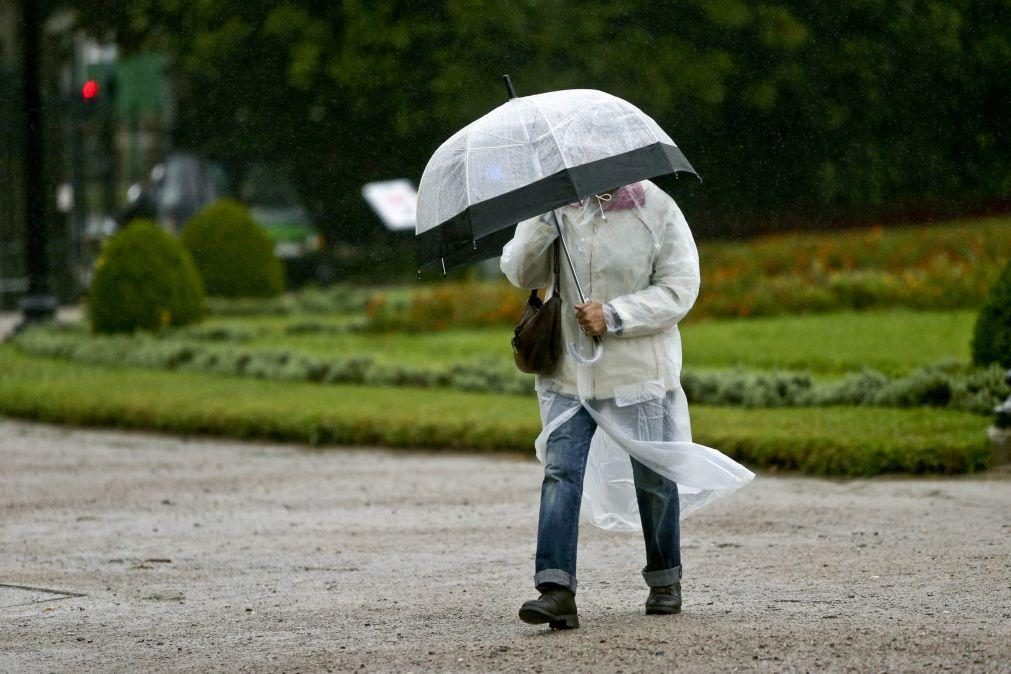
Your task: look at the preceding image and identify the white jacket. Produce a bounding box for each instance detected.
[500,180,700,400]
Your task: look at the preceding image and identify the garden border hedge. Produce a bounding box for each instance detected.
[0,347,992,476]
[12,326,1008,415]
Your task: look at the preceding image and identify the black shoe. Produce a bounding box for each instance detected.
[645,582,682,615]
[518,585,579,629]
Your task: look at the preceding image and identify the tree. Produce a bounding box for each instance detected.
[65,0,1011,249]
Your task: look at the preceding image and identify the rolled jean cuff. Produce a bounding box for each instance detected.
[642,565,682,588]
[534,569,577,594]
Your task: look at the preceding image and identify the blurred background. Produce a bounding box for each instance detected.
[1,0,1010,475]
[2,0,1009,307]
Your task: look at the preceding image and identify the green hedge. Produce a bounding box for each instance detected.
[0,347,992,476]
[88,220,205,334]
[181,199,285,298]
[13,326,1008,414]
[972,259,1011,368]
[204,284,374,316]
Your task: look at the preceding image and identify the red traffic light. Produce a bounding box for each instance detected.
[81,79,100,101]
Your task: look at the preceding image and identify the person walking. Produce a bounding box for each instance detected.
[501,180,752,629]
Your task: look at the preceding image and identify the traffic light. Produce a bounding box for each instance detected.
[81,79,100,103]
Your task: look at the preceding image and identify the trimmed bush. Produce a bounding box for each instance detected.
[13,326,1009,414]
[204,284,374,317]
[181,199,285,298]
[88,219,205,334]
[0,346,993,475]
[971,259,1011,368]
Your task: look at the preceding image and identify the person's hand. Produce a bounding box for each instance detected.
[574,301,606,337]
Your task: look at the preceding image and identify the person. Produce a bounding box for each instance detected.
[500,180,753,629]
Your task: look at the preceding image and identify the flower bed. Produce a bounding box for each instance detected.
[363,217,1011,329]
[695,217,1010,318]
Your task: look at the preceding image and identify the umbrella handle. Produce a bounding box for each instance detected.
[568,335,603,366]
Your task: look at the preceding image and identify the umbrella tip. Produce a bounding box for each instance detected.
[502,74,518,100]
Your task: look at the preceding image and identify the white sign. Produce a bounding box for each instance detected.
[362,179,418,231]
[56,183,74,213]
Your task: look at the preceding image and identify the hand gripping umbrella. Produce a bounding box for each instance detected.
[415,76,699,364]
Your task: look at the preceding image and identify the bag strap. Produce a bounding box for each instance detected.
[527,237,561,304]
[551,237,560,294]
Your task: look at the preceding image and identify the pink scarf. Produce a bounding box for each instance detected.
[601,182,645,211]
[566,181,646,213]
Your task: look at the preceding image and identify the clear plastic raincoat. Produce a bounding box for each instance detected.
[501,180,754,532]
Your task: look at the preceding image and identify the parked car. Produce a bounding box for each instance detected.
[239,163,332,286]
[248,203,332,286]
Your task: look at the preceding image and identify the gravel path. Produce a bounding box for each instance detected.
[2,419,1009,672]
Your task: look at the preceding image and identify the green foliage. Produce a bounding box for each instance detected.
[181,199,284,298]
[682,309,975,376]
[204,284,374,317]
[87,1,1011,246]
[12,326,534,396]
[172,322,261,342]
[679,364,1008,415]
[88,219,205,334]
[365,282,526,333]
[703,406,991,476]
[361,219,1009,332]
[695,217,1011,319]
[0,346,992,475]
[13,326,1008,415]
[210,307,972,378]
[971,259,1011,368]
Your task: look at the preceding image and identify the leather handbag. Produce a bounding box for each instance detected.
[512,239,563,375]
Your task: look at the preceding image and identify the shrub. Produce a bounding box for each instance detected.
[950,365,1011,415]
[806,370,889,406]
[680,369,814,408]
[88,219,205,334]
[172,323,261,342]
[204,284,374,317]
[872,369,954,408]
[971,259,1011,368]
[12,326,1009,414]
[205,295,292,316]
[0,347,992,475]
[180,199,285,298]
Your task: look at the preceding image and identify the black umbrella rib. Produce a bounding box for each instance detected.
[416,141,698,272]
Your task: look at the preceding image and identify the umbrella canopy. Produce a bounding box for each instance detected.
[416,88,698,273]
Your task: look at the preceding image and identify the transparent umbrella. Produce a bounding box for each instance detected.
[416,77,699,363]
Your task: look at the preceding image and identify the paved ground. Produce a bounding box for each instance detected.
[2,419,1009,673]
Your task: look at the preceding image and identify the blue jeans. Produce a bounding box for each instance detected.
[534,399,682,594]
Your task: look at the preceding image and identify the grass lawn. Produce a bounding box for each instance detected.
[0,347,991,475]
[680,309,976,376]
[237,324,512,371]
[206,308,975,377]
